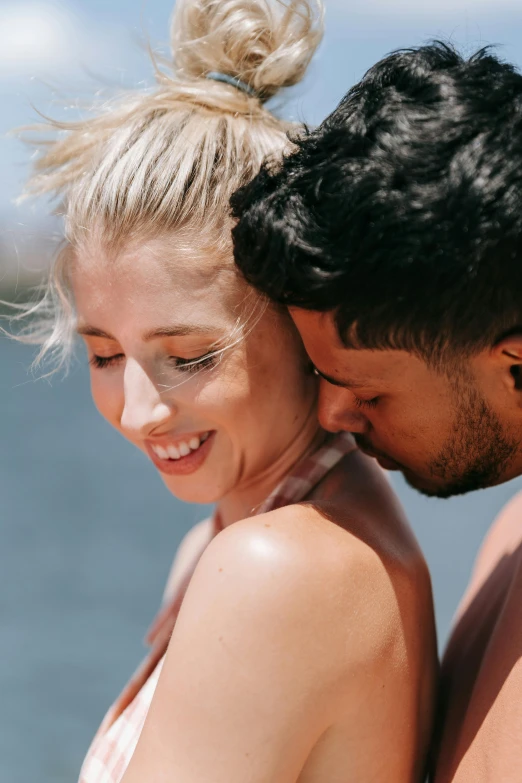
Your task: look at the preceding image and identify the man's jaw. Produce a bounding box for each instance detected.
[353,434,458,495]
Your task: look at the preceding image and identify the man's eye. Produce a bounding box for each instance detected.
[354,396,379,409]
[89,354,124,369]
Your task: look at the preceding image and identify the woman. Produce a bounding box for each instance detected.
[18,1,437,780]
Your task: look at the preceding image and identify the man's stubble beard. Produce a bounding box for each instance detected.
[412,381,519,499]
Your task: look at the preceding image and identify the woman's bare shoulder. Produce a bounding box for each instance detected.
[313,449,432,595]
[193,502,417,670]
[311,448,413,533]
[123,506,411,783]
[124,500,436,783]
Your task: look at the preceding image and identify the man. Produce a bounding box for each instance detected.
[232,42,522,782]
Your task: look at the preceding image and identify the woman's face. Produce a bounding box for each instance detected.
[72,237,318,504]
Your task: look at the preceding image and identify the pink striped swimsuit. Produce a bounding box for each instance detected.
[79,431,356,783]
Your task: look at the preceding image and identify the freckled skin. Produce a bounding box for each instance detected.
[74,237,437,783]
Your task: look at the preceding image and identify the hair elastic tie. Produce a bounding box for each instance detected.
[206,71,259,99]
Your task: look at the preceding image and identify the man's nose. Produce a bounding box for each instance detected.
[317,382,368,434]
[120,359,175,437]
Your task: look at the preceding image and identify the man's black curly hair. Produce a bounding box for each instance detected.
[231,42,522,363]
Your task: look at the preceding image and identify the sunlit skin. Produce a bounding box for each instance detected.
[290,306,522,783]
[74,238,321,527]
[72,236,437,783]
[434,490,522,783]
[290,309,522,498]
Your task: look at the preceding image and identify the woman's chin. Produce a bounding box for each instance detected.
[161,474,225,506]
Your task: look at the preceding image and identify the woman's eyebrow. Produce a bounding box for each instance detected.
[76,324,222,340]
[76,325,115,339]
[76,324,223,341]
[143,325,223,341]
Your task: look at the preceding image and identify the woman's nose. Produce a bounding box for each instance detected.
[317,382,368,434]
[120,359,175,437]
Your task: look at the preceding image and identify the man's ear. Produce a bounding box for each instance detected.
[496,335,522,392]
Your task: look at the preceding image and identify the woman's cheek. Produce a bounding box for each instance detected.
[195,372,248,411]
[90,371,124,430]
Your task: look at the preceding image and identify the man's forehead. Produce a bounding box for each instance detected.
[289,308,341,343]
[289,307,421,386]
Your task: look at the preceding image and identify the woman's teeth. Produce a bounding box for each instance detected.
[151,432,210,461]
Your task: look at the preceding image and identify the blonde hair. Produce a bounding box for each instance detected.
[15,0,324,371]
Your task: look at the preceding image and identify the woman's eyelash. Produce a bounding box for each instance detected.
[89,354,124,369]
[354,395,379,409]
[89,353,218,372]
[171,354,217,373]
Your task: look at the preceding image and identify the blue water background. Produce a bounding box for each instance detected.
[1,336,522,782]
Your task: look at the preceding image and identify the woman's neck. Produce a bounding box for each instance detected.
[216,408,325,528]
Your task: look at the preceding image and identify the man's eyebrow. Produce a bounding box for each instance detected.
[76,324,222,341]
[313,365,367,389]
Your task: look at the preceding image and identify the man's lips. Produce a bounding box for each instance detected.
[372,454,401,471]
[146,431,216,476]
[354,438,402,471]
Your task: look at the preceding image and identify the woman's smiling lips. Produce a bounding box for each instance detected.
[145,430,216,476]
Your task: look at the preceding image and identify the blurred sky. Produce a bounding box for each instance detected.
[2,0,522,236]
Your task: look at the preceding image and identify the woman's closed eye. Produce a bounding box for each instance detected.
[89,352,218,373]
[169,353,218,373]
[89,353,124,370]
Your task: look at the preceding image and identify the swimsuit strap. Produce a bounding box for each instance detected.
[257,431,356,515]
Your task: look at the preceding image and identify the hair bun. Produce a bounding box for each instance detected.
[171,0,324,102]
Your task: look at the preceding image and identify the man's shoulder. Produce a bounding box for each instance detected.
[479,489,522,565]
[456,489,522,620]
[436,493,522,782]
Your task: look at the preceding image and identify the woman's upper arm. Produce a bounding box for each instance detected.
[121,513,375,783]
[162,518,214,604]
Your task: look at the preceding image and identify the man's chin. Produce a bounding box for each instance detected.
[402,469,492,499]
[355,438,499,497]
[403,472,457,498]
[365,451,457,495]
